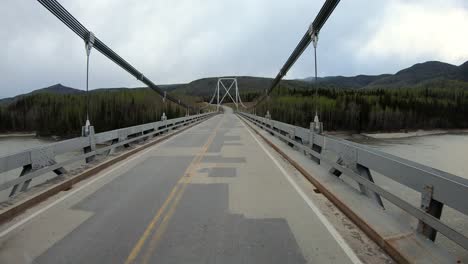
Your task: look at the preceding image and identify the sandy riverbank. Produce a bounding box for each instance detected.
[362,129,468,139]
[0,132,36,138]
[326,129,468,140]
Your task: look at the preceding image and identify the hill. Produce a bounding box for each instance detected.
[303,74,391,88]
[368,61,461,87]
[303,60,468,89]
[2,59,468,135]
[0,83,82,105]
[0,88,187,137]
[3,60,468,105]
[162,76,272,97]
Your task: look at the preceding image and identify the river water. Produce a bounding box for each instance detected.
[0,133,467,259]
[353,132,468,177]
[351,132,468,261]
[0,136,53,156]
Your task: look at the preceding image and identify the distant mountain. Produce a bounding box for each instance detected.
[160,76,316,98]
[2,60,468,105]
[303,74,391,88]
[459,61,468,82]
[303,60,468,89]
[32,83,83,95]
[368,61,460,87]
[163,76,274,97]
[0,83,82,105]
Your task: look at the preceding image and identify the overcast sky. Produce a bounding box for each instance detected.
[1,0,468,98]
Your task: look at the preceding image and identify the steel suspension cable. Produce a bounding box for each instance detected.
[37,0,194,111]
[249,0,340,109]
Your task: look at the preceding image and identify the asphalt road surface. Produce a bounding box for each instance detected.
[0,110,361,264]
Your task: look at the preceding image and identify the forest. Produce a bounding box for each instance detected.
[1,78,468,137]
[252,80,468,132]
[0,88,194,137]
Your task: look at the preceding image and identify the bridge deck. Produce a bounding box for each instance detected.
[0,112,378,263]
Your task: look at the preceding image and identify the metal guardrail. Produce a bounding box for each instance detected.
[0,112,215,198]
[238,111,468,250]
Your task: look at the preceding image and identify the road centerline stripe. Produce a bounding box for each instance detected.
[125,115,224,264]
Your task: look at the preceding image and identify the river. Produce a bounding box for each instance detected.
[0,136,53,156]
[353,132,468,177]
[351,132,468,261]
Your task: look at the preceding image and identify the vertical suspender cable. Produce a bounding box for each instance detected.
[84,32,95,132]
[312,33,319,117]
[86,48,90,123]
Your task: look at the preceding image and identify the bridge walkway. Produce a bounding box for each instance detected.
[0,112,384,263]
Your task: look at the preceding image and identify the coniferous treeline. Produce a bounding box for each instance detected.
[0,89,197,137]
[254,81,468,132]
[2,81,468,136]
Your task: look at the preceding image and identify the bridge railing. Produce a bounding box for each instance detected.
[238,111,468,251]
[0,112,214,201]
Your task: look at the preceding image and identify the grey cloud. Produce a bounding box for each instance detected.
[1,0,467,98]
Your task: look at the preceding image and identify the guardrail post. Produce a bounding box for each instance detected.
[417,185,444,241]
[264,112,275,135]
[161,113,168,132]
[309,122,322,164]
[310,115,323,134]
[288,128,297,148]
[82,125,96,163]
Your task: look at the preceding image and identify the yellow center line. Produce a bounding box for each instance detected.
[140,178,188,264]
[124,116,224,264]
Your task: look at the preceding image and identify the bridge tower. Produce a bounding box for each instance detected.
[216,78,241,111]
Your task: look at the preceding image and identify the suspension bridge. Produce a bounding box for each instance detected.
[0,0,467,263]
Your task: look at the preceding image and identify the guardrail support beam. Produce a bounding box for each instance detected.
[355,164,384,209]
[9,165,33,197]
[417,185,444,241]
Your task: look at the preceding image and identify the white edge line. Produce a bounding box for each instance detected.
[0,117,213,238]
[240,117,363,264]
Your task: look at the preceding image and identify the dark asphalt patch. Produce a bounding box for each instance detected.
[223,142,243,146]
[202,156,246,164]
[165,132,209,148]
[146,183,306,264]
[34,155,194,264]
[208,167,237,178]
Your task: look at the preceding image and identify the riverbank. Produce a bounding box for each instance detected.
[326,129,468,140]
[362,129,468,139]
[0,132,36,138]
